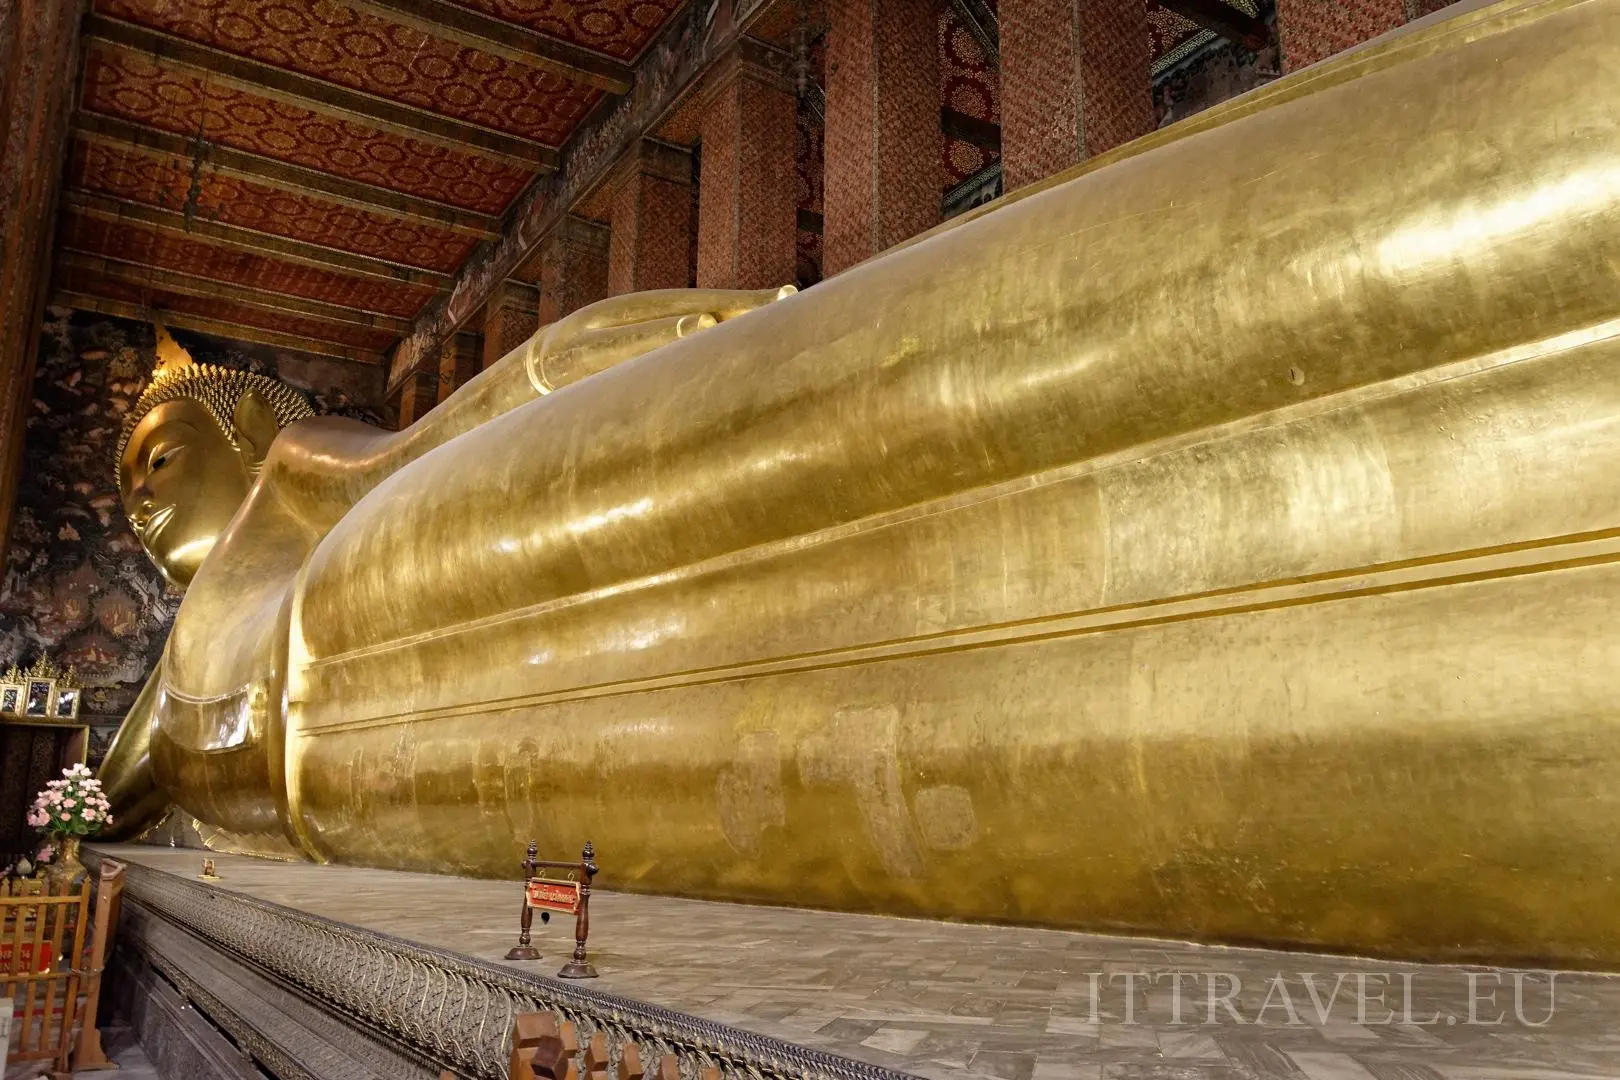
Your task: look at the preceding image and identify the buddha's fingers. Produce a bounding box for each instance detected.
[531,313,716,394]
[706,284,798,322]
[573,286,796,331]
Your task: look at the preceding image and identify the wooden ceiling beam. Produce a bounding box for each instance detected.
[86,16,560,170]
[57,250,414,334]
[64,190,453,289]
[54,291,387,364]
[347,0,633,95]
[1156,0,1271,50]
[75,113,502,240]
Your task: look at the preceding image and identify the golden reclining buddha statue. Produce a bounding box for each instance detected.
[101,0,1620,967]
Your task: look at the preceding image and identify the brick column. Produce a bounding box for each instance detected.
[823,0,942,276]
[695,41,799,291]
[606,140,694,296]
[999,0,1155,193]
[394,368,437,429]
[537,216,610,326]
[1276,0,1406,73]
[483,281,538,369]
[437,332,481,403]
[0,0,84,565]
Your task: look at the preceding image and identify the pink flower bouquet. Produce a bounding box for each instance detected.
[27,763,113,838]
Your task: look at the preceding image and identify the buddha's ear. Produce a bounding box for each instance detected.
[231,389,281,474]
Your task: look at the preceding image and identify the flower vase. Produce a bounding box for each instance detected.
[45,836,85,890]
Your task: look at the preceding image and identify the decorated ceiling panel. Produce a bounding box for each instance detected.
[438,0,684,60]
[747,0,826,50]
[60,212,436,318]
[82,45,532,214]
[1148,4,1212,72]
[56,266,399,352]
[95,0,603,144]
[67,139,478,273]
[1148,0,1263,75]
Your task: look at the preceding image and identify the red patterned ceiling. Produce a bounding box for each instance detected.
[68,139,477,273]
[57,265,399,352]
[60,212,436,318]
[95,0,603,144]
[82,44,533,214]
[438,0,684,61]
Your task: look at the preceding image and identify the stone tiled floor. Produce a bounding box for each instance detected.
[94,846,1620,1080]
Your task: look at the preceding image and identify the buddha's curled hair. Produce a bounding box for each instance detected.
[113,363,314,488]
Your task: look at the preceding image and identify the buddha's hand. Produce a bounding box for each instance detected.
[526,285,796,395]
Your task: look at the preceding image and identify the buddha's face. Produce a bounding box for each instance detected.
[119,398,253,588]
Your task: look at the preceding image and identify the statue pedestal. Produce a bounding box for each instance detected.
[83,843,1612,1078]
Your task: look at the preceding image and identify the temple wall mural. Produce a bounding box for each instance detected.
[0,306,386,764]
[1152,0,1282,126]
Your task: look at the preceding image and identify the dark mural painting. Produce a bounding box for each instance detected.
[1150,0,1280,128]
[0,306,386,759]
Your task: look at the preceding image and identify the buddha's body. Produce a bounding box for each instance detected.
[102,0,1620,967]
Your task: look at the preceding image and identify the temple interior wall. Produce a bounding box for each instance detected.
[0,310,387,773]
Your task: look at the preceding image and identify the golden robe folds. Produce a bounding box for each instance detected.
[106,0,1620,968]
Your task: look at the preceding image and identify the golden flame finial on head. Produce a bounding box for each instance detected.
[150,320,197,383]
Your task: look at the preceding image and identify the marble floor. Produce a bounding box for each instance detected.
[93,846,1620,1080]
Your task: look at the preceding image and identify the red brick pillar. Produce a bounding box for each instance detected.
[438,332,481,403]
[999,0,1155,193]
[394,368,437,429]
[483,281,538,369]
[1276,0,1406,73]
[537,216,610,326]
[0,0,83,564]
[695,42,799,291]
[823,0,942,276]
[606,140,694,296]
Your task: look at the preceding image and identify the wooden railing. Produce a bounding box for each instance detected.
[75,859,125,1071]
[0,859,125,1077]
[2,875,90,1075]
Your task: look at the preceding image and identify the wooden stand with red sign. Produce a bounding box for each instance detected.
[504,840,598,979]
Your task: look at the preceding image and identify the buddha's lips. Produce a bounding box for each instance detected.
[142,505,174,546]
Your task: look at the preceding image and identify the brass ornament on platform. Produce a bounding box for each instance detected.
[97,0,1620,967]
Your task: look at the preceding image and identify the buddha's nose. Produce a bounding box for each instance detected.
[130,499,154,529]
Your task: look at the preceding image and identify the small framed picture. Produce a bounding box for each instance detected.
[0,685,18,714]
[25,680,51,717]
[53,688,78,719]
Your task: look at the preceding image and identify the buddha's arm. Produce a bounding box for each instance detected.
[96,665,168,838]
[289,0,1620,696]
[261,287,795,536]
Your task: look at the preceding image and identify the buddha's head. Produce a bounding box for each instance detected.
[115,325,314,589]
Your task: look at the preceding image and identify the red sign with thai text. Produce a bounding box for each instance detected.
[0,942,53,972]
[525,878,581,916]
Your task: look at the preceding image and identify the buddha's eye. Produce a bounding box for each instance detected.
[150,447,180,471]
